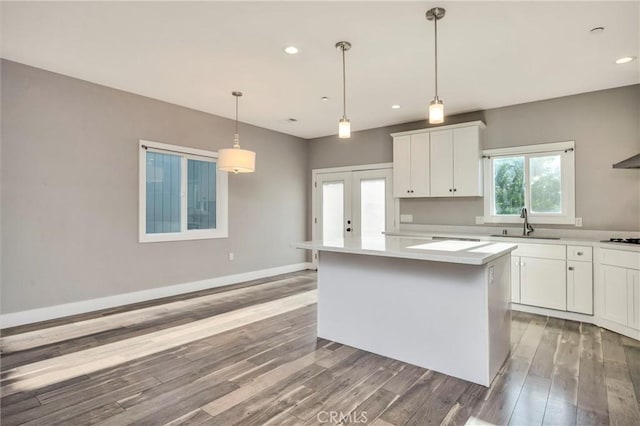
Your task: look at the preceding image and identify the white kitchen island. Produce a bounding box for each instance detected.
[294,236,517,386]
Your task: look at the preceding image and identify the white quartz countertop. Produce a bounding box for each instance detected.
[294,236,517,265]
[383,231,640,252]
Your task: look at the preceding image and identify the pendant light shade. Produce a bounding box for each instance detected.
[336,41,352,139]
[218,91,256,174]
[429,99,444,124]
[338,117,351,138]
[218,147,255,173]
[426,7,446,124]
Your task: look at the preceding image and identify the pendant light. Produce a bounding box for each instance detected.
[218,91,256,174]
[426,7,446,124]
[336,41,352,138]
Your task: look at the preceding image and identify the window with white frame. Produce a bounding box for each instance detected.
[139,140,228,242]
[483,141,576,225]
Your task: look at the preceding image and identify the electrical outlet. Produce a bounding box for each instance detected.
[400,214,413,223]
[575,217,583,227]
[229,252,234,261]
[475,216,485,225]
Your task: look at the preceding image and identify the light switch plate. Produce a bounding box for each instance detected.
[400,214,413,223]
[475,216,485,224]
[575,217,583,227]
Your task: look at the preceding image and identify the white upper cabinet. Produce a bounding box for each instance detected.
[452,126,484,196]
[392,133,429,198]
[391,121,484,198]
[429,130,454,196]
[431,126,484,197]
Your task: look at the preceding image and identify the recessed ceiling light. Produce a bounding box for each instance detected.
[284,46,299,55]
[391,105,401,109]
[615,56,636,64]
[287,118,298,122]
[589,26,605,34]
[321,96,329,101]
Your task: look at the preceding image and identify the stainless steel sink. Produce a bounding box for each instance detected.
[490,235,561,240]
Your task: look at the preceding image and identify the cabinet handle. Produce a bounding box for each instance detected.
[577,251,583,256]
[449,189,452,192]
[453,188,457,192]
[411,190,414,193]
[568,266,574,271]
[407,190,410,193]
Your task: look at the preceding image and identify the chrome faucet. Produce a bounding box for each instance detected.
[520,208,534,236]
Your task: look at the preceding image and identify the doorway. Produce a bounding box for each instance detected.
[312,164,397,265]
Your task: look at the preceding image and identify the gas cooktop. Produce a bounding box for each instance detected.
[602,238,640,245]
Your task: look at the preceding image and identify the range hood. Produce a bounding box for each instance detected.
[613,153,640,169]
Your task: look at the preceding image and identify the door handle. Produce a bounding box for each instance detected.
[346,228,352,232]
[568,266,574,271]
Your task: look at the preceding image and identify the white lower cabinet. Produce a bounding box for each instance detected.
[567,260,593,315]
[511,243,594,314]
[511,243,568,311]
[520,257,567,311]
[511,255,521,303]
[600,258,640,330]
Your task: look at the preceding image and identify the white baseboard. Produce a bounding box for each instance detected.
[0,262,315,329]
[594,316,640,341]
[512,303,594,323]
[512,303,640,341]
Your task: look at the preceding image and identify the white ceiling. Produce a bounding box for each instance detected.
[1,1,638,139]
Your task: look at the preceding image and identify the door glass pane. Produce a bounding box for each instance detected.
[146,151,181,233]
[530,155,562,214]
[188,159,217,230]
[322,182,344,241]
[493,156,525,215]
[360,178,385,237]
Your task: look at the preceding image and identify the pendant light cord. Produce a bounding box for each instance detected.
[235,95,239,135]
[342,46,347,118]
[233,94,240,148]
[434,15,438,99]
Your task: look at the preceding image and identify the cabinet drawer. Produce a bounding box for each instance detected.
[600,248,640,270]
[512,243,566,260]
[567,245,592,262]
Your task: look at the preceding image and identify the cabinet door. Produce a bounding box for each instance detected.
[410,133,430,197]
[392,136,412,197]
[452,126,482,196]
[600,265,629,326]
[567,261,593,315]
[511,256,521,303]
[520,257,567,311]
[629,269,640,330]
[430,130,454,196]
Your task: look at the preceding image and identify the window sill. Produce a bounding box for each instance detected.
[139,231,228,243]
[483,216,576,225]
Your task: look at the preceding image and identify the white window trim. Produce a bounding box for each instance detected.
[139,139,228,243]
[482,141,575,225]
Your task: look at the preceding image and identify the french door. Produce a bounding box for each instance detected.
[312,165,395,265]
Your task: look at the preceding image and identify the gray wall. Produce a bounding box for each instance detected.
[309,85,640,232]
[1,60,308,313]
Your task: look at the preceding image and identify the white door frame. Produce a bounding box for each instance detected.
[311,163,400,266]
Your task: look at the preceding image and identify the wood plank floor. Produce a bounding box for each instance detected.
[2,271,640,425]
